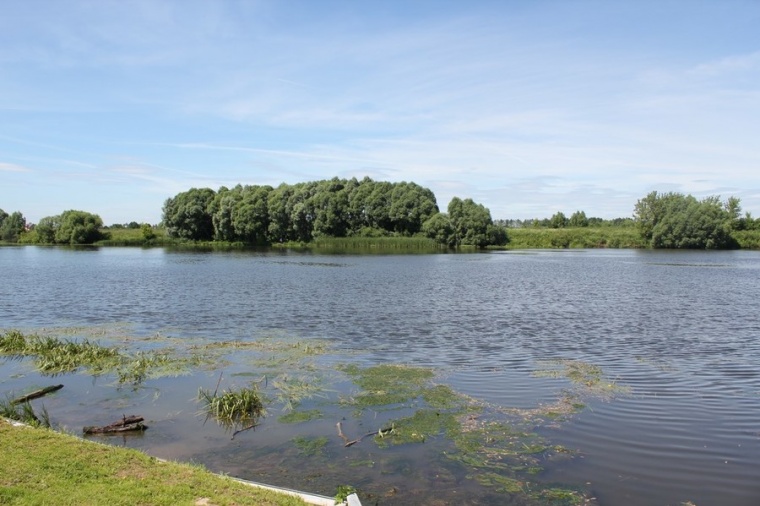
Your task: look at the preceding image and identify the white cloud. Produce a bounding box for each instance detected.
[0,162,31,172]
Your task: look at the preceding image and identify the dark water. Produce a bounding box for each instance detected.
[1,246,760,505]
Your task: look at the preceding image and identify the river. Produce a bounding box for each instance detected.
[1,246,759,505]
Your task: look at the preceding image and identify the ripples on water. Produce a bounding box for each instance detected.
[1,247,760,505]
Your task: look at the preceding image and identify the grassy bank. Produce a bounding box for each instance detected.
[502,227,645,249]
[67,225,760,251]
[0,418,308,506]
[95,227,172,247]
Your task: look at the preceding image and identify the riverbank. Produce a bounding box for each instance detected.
[0,418,334,506]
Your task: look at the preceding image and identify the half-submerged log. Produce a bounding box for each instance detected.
[83,415,147,435]
[11,384,63,405]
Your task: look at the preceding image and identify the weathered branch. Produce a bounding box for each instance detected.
[11,384,63,405]
[83,415,147,435]
[336,421,394,447]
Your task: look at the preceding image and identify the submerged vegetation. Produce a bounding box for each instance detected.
[335,362,611,504]
[1,326,629,505]
[0,329,197,386]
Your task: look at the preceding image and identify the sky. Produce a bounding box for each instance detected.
[1,0,759,225]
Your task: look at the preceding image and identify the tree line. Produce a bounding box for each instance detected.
[3,182,760,249]
[161,177,507,248]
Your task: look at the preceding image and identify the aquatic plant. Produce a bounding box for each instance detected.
[291,435,328,456]
[334,485,357,503]
[0,398,50,428]
[271,375,325,411]
[197,383,266,430]
[338,363,435,408]
[0,329,200,387]
[533,359,630,399]
[278,409,323,424]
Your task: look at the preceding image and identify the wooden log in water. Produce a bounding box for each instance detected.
[83,415,147,435]
[11,384,63,405]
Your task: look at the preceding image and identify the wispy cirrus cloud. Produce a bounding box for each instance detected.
[0,162,32,172]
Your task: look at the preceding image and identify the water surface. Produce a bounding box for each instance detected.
[1,247,759,505]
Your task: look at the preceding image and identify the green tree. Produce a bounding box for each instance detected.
[162,188,216,241]
[550,211,568,229]
[310,178,350,238]
[447,197,506,248]
[421,212,455,247]
[568,210,589,228]
[267,183,295,242]
[34,215,60,243]
[54,210,106,244]
[633,191,738,249]
[388,182,439,235]
[0,211,26,242]
[233,185,272,243]
[141,224,156,241]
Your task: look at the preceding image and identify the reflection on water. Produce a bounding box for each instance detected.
[1,247,760,505]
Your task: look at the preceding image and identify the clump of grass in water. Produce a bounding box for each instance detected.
[0,398,51,428]
[0,329,198,387]
[0,330,120,375]
[271,374,325,412]
[338,363,435,408]
[197,383,266,431]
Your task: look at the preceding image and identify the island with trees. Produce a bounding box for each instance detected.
[2,178,760,250]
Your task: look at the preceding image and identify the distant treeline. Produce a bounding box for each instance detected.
[162,177,507,248]
[3,181,760,250]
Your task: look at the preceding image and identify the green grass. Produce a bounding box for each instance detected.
[197,384,266,430]
[338,363,436,408]
[95,227,171,247]
[0,419,307,506]
[0,398,51,427]
[0,330,195,386]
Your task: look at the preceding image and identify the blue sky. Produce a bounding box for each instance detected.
[2,1,759,225]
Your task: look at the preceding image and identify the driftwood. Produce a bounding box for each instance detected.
[83,415,147,435]
[12,384,63,405]
[336,421,394,447]
[231,421,259,440]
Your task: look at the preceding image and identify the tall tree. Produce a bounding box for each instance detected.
[550,211,568,229]
[448,197,506,248]
[0,211,26,242]
[633,191,738,249]
[568,210,589,227]
[162,188,216,241]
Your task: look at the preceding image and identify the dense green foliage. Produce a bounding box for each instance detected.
[422,197,508,248]
[20,210,108,245]
[162,187,216,241]
[505,227,644,249]
[162,177,505,248]
[633,191,740,249]
[0,209,26,242]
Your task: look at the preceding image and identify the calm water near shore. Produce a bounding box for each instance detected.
[1,246,759,505]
